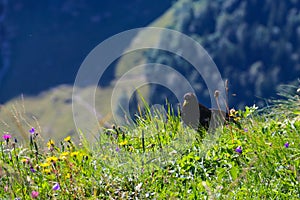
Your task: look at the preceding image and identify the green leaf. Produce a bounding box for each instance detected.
[293,110,300,115]
[216,167,226,181]
[230,166,239,180]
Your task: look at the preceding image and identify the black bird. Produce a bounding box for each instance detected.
[181,93,229,130]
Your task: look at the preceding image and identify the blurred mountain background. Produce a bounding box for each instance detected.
[116,0,300,109]
[0,0,173,102]
[1,0,300,141]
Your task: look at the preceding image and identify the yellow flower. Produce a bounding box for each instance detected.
[233,117,241,122]
[79,152,87,158]
[59,152,69,160]
[61,152,69,156]
[129,146,134,152]
[43,169,51,174]
[21,158,28,163]
[65,173,71,179]
[46,156,58,163]
[64,136,71,142]
[119,140,128,146]
[47,139,55,148]
[229,108,238,117]
[70,151,79,157]
[102,155,108,160]
[229,108,240,122]
[40,162,51,167]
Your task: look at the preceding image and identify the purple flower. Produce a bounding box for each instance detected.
[52,182,60,191]
[31,191,39,198]
[116,147,120,152]
[30,167,36,173]
[29,127,35,134]
[235,146,242,154]
[244,128,248,132]
[284,142,289,148]
[3,134,11,141]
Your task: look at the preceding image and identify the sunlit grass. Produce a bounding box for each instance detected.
[1,86,300,199]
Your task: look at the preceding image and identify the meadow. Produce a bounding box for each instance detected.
[0,85,299,199]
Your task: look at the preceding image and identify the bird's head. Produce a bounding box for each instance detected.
[183,92,197,107]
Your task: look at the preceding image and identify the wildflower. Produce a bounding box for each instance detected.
[135,182,143,192]
[65,173,71,179]
[29,127,35,134]
[52,182,60,191]
[64,136,71,142]
[40,162,51,167]
[119,140,128,146]
[4,185,8,192]
[229,108,238,117]
[229,108,241,121]
[79,152,86,157]
[235,146,242,154]
[116,147,120,152]
[70,151,79,157]
[102,155,108,160]
[31,191,39,198]
[59,152,69,160]
[244,128,248,132]
[47,139,55,147]
[46,156,58,163]
[43,169,51,174]
[129,146,134,152]
[30,167,36,173]
[3,134,11,141]
[284,142,289,148]
[21,158,28,163]
[47,139,55,151]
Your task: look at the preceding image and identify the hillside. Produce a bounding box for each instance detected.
[115,0,300,109]
[0,85,113,142]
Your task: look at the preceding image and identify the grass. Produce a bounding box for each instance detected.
[0,85,300,199]
[0,85,115,142]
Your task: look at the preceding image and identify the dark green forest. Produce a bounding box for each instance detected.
[145,0,300,108]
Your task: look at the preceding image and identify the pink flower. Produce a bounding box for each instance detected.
[31,191,39,198]
[4,185,8,192]
[3,134,11,141]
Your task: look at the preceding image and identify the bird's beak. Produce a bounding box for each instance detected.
[183,100,188,107]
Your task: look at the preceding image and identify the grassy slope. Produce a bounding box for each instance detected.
[114,4,176,103]
[0,85,114,142]
[115,3,175,77]
[0,85,299,199]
